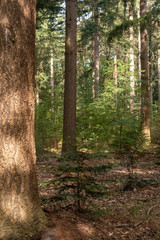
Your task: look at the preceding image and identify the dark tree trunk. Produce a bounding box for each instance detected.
[140,0,151,141]
[0,1,46,239]
[62,0,77,153]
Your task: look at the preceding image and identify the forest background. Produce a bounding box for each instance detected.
[35,0,160,156]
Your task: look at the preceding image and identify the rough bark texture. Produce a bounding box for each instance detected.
[140,0,151,141]
[62,0,77,153]
[0,1,46,239]
[92,0,99,99]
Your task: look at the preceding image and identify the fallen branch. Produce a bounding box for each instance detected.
[147,204,159,216]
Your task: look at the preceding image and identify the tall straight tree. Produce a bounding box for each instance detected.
[62,0,77,153]
[51,51,54,113]
[158,47,160,105]
[92,0,99,98]
[129,0,135,111]
[0,0,46,239]
[140,0,151,141]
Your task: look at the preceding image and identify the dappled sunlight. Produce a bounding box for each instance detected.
[77,223,94,236]
[113,168,159,176]
[1,16,9,27]
[3,193,27,222]
[66,36,72,47]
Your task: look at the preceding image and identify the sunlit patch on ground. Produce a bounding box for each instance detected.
[77,223,94,236]
[113,168,159,175]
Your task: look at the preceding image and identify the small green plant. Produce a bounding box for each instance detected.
[52,151,113,212]
[128,205,141,217]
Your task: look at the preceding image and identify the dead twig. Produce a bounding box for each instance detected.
[114,223,131,228]
[147,204,159,216]
[134,219,145,228]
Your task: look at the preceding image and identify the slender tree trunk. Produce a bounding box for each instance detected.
[0,1,46,239]
[149,30,153,119]
[140,0,151,141]
[92,0,99,99]
[129,1,135,112]
[51,51,54,113]
[123,0,127,19]
[138,9,141,81]
[113,47,118,109]
[158,48,160,105]
[35,77,40,106]
[62,0,77,153]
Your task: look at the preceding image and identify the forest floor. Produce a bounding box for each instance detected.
[37,145,160,240]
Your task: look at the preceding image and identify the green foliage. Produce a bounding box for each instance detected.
[35,0,160,155]
[81,20,98,43]
[50,152,113,211]
[35,2,64,151]
[77,58,144,153]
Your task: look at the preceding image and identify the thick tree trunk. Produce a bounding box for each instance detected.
[92,0,99,99]
[0,1,46,239]
[62,0,77,153]
[129,1,135,112]
[140,0,151,141]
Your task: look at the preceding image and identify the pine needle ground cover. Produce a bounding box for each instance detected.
[37,147,160,240]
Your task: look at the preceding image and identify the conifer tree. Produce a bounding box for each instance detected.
[140,0,151,141]
[0,0,46,239]
[92,0,100,98]
[62,0,77,153]
[129,0,135,111]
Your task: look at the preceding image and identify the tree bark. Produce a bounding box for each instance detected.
[138,9,141,82]
[140,0,151,141]
[149,29,153,119]
[92,0,99,99]
[158,48,160,105]
[113,47,118,109]
[0,1,46,239]
[51,51,54,113]
[129,1,135,112]
[62,0,77,153]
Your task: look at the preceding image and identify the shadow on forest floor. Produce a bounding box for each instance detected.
[37,146,160,240]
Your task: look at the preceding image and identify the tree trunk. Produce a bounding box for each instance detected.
[51,51,54,113]
[158,48,160,105]
[129,1,135,112]
[149,30,153,119]
[62,0,77,153]
[92,0,99,99]
[140,0,151,141]
[113,47,118,109]
[0,1,46,239]
[138,9,141,81]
